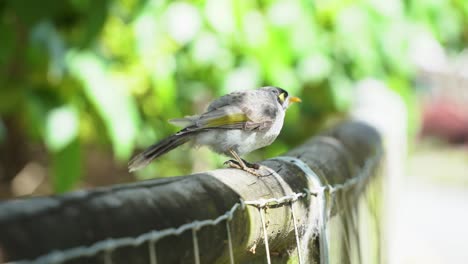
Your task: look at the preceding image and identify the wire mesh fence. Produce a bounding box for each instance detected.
[0,121,384,264]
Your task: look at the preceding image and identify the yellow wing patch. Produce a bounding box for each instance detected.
[203,113,250,128]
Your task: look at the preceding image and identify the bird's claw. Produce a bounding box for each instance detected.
[224,160,242,169]
[243,167,264,177]
[243,160,260,170]
[224,160,264,177]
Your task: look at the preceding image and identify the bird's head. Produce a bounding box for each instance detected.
[265,86,302,110]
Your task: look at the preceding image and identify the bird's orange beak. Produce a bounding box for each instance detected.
[288,96,302,103]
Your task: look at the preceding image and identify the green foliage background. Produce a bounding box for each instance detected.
[1,0,467,193]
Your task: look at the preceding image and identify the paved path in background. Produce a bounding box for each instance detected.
[394,176,468,264]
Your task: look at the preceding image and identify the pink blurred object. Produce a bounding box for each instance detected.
[421,97,468,144]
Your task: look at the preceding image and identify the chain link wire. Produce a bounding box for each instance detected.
[13,150,380,264]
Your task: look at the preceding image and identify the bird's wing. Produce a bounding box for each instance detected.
[168,91,246,127]
[192,103,276,131]
[172,89,278,131]
[206,91,245,111]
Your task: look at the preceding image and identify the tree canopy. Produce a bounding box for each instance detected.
[1,0,467,193]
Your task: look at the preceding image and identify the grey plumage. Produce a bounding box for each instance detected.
[128,86,300,173]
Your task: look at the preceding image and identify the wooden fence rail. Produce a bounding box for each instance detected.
[0,121,382,264]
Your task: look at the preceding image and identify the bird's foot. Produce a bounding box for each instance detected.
[224,160,264,177]
[224,159,242,169]
[242,159,260,169]
[240,166,264,177]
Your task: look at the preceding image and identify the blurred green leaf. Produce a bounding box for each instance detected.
[0,17,15,67]
[164,2,201,45]
[223,64,260,93]
[297,53,332,83]
[330,75,353,112]
[205,0,236,36]
[0,119,5,144]
[45,105,79,152]
[1,0,468,193]
[30,21,66,83]
[81,0,109,47]
[0,86,23,114]
[51,138,81,193]
[66,51,140,160]
[24,90,51,140]
[133,12,159,69]
[5,0,70,25]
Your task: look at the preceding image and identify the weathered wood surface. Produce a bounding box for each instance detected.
[0,121,382,264]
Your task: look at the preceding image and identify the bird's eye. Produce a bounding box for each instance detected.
[278,92,286,103]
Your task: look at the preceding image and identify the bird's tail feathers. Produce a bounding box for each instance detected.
[168,115,199,127]
[128,131,193,172]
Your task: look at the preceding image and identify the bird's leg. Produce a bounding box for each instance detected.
[225,149,262,176]
[241,158,260,169]
[224,149,246,169]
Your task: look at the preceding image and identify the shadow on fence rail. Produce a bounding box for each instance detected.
[0,120,383,264]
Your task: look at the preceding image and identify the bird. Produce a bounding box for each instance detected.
[128,86,301,176]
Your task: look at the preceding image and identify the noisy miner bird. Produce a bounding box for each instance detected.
[128,86,301,176]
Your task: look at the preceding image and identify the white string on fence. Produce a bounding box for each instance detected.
[192,227,200,264]
[273,156,330,264]
[104,249,112,264]
[225,220,235,264]
[148,239,157,264]
[258,208,271,264]
[290,202,304,264]
[273,146,382,264]
[13,149,380,264]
